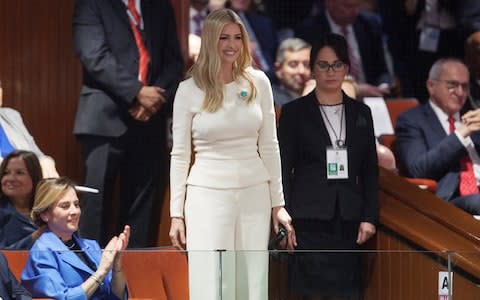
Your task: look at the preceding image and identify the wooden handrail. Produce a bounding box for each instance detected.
[378,167,480,279]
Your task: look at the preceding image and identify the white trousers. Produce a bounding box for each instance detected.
[185,182,271,300]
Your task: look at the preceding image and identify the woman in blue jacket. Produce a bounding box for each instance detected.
[21,177,129,300]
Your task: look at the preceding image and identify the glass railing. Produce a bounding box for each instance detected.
[4,248,480,299]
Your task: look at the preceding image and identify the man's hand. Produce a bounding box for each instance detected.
[356,83,390,98]
[137,86,166,114]
[459,109,480,137]
[129,102,151,122]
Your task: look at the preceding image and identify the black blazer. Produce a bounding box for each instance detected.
[0,252,31,300]
[278,92,378,224]
[72,0,183,137]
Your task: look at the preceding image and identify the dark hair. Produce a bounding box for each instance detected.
[309,33,350,70]
[0,150,43,209]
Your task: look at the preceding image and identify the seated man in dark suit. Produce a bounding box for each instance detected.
[0,251,31,300]
[295,0,391,98]
[396,58,480,215]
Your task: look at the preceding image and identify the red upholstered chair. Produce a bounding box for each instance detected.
[122,248,189,300]
[4,248,189,300]
[380,98,437,193]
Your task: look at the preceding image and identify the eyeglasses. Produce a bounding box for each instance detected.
[434,79,469,92]
[315,61,346,72]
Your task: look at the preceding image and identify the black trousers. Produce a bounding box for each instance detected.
[77,124,165,248]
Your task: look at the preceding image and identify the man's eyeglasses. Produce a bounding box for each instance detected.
[434,79,469,92]
[315,61,346,72]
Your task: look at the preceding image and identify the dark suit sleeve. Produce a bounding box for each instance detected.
[0,252,32,300]
[360,105,379,224]
[150,0,184,103]
[395,112,466,179]
[278,102,298,210]
[72,0,142,106]
[457,0,480,37]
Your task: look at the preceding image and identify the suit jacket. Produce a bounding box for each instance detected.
[242,12,278,82]
[0,252,31,300]
[72,0,183,137]
[395,103,480,201]
[272,84,295,107]
[21,231,127,300]
[278,92,378,223]
[0,108,45,159]
[0,200,37,250]
[295,10,391,86]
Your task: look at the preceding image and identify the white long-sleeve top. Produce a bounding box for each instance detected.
[170,68,285,217]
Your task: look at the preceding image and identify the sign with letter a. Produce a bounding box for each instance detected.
[438,271,453,300]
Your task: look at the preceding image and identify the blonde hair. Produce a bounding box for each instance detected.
[31,177,76,226]
[188,8,257,112]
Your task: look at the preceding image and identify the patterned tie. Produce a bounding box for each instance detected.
[341,26,360,81]
[127,0,150,84]
[192,13,204,36]
[448,116,479,196]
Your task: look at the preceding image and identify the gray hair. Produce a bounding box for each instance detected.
[428,57,467,80]
[275,38,311,65]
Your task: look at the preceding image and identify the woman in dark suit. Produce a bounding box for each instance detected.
[0,150,44,249]
[278,33,378,299]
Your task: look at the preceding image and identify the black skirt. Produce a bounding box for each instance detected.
[288,215,361,297]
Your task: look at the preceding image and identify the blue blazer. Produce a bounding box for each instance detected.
[21,231,127,300]
[0,251,31,300]
[396,103,480,201]
[0,200,37,250]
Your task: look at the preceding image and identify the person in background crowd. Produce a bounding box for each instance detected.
[273,38,312,107]
[0,151,44,249]
[72,0,183,247]
[464,31,480,110]
[0,80,58,178]
[396,58,480,215]
[227,0,279,82]
[296,0,392,98]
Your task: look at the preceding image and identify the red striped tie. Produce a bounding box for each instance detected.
[448,116,479,196]
[128,0,150,84]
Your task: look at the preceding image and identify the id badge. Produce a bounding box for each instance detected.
[419,27,440,52]
[326,147,348,179]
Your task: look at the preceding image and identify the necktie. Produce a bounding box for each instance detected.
[192,13,204,36]
[341,26,360,81]
[127,0,150,84]
[448,116,479,196]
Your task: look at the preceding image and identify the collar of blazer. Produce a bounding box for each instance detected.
[41,231,96,275]
[305,91,359,147]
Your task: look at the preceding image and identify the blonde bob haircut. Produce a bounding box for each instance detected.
[31,177,77,227]
[188,8,257,112]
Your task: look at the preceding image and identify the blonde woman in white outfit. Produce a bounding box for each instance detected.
[169,8,296,300]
